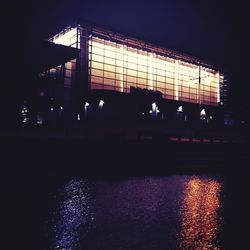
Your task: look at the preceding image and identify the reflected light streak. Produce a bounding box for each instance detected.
[50,180,94,250]
[179,177,222,250]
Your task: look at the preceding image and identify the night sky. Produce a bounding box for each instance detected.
[2,0,249,116]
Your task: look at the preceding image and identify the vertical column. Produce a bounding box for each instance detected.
[149,53,153,90]
[196,65,200,104]
[79,25,90,95]
[216,72,220,104]
[119,45,124,92]
[198,65,201,104]
[174,60,179,101]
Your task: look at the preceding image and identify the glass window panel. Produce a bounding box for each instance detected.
[127,69,137,76]
[105,49,116,58]
[103,78,115,85]
[189,87,197,95]
[104,57,116,65]
[157,75,165,82]
[190,93,197,99]
[211,86,217,92]
[104,64,116,72]
[127,62,137,70]
[182,86,189,92]
[181,92,190,98]
[204,85,211,91]
[166,77,174,84]
[166,83,174,90]
[92,54,104,62]
[91,61,103,70]
[92,46,104,55]
[156,81,165,89]
[137,78,147,85]
[104,71,115,79]
[91,68,103,77]
[138,65,147,72]
[115,73,122,79]
[91,76,103,84]
[203,90,211,96]
[127,75,137,83]
[92,40,105,48]
[138,58,148,66]
[138,71,147,78]
[156,69,165,76]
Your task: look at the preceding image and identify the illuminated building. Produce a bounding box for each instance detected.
[31,19,237,141]
[49,20,226,106]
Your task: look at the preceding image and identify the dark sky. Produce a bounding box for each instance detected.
[2,0,249,111]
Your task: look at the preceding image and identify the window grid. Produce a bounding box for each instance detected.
[89,37,219,105]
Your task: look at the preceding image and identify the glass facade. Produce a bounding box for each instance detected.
[50,23,223,106]
[89,37,220,106]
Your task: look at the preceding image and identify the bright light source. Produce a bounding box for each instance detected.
[84,102,90,108]
[21,107,28,114]
[142,112,145,115]
[151,102,160,115]
[50,107,54,111]
[177,106,183,112]
[22,117,28,123]
[77,114,80,121]
[200,109,206,116]
[99,100,105,108]
[60,106,63,110]
[152,102,157,111]
[149,110,153,113]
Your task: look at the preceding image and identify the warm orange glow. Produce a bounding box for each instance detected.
[179,178,222,249]
[90,37,222,105]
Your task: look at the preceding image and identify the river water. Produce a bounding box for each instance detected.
[1,141,249,249]
[44,175,231,250]
[1,170,249,250]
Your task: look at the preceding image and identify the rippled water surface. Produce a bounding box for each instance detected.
[47,176,224,249]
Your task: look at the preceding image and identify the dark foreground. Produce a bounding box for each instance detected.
[1,137,249,249]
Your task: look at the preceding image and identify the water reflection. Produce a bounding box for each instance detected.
[50,179,94,250]
[179,177,222,249]
[48,176,223,249]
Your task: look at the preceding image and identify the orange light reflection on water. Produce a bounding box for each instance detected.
[179,177,222,250]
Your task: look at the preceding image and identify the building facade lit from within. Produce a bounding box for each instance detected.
[50,21,225,105]
[33,20,234,141]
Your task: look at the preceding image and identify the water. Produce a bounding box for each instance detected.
[2,169,250,250]
[44,176,224,250]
